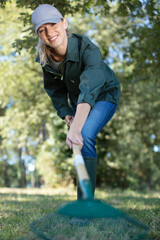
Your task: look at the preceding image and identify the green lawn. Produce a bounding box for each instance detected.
[0,187,159,240]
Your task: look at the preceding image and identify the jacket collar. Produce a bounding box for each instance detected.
[65,34,80,62]
[36,33,80,64]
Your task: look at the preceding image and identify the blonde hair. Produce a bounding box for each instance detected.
[36,27,71,66]
[36,39,52,66]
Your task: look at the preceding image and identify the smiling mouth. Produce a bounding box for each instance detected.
[49,35,58,41]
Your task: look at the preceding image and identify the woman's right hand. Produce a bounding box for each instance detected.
[65,115,74,127]
[66,126,83,150]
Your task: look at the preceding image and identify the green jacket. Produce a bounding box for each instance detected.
[37,33,121,119]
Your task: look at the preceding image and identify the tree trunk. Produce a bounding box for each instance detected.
[42,121,46,141]
[3,159,10,187]
[18,147,26,188]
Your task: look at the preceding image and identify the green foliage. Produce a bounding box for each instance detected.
[0,0,147,54]
[0,0,160,190]
[36,141,75,187]
[0,159,18,187]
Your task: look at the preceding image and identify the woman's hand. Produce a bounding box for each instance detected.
[66,127,83,150]
[65,115,74,127]
[65,103,91,150]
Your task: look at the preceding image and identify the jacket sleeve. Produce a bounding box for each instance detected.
[77,47,106,108]
[43,67,73,119]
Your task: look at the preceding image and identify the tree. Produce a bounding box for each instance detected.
[0,0,159,189]
[0,1,52,187]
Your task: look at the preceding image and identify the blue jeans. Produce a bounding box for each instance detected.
[72,101,118,158]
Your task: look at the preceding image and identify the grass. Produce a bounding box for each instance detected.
[0,187,159,240]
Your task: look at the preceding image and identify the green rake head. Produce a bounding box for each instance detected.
[57,198,124,219]
[57,198,149,237]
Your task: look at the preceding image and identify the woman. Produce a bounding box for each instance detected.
[31,4,120,201]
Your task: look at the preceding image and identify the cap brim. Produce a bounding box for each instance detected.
[36,17,62,34]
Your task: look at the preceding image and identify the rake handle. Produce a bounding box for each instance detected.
[73,144,93,199]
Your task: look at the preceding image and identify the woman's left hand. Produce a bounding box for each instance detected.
[66,127,83,150]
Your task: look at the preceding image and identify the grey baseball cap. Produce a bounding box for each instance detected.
[31,4,63,34]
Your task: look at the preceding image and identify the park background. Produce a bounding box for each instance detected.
[0,0,159,191]
[0,1,160,240]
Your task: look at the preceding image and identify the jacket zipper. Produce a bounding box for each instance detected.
[45,60,68,81]
[60,59,67,81]
[45,65,63,80]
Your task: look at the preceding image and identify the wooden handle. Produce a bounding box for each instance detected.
[73,144,81,156]
[73,144,93,199]
[73,144,89,182]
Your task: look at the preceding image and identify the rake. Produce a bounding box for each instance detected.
[30,145,150,240]
[57,144,149,238]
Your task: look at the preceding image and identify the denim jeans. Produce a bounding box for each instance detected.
[72,101,118,158]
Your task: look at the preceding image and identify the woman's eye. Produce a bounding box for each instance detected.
[39,29,44,33]
[51,23,56,27]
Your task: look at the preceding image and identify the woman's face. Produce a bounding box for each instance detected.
[37,18,68,50]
